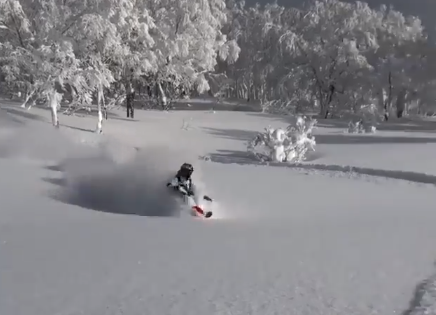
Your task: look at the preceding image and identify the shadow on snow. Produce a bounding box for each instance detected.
[1,106,46,123]
[206,149,436,186]
[315,133,436,144]
[317,118,436,133]
[202,127,259,141]
[202,126,436,145]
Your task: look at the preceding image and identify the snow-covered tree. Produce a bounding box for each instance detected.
[144,0,240,107]
[216,2,289,103]
[0,0,239,124]
[0,0,434,128]
[215,0,434,118]
[0,0,119,127]
[361,5,427,120]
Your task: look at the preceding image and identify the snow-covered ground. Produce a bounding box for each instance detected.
[1,100,436,315]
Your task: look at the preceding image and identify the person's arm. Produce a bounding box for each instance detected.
[166,177,179,187]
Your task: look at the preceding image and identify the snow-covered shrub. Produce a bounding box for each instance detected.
[248,116,317,163]
[181,117,193,131]
[347,119,376,134]
[286,116,317,161]
[260,100,294,115]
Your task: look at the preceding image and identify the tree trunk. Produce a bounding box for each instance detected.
[396,89,406,119]
[48,88,61,128]
[21,88,36,109]
[96,86,104,133]
[126,81,135,117]
[377,88,385,116]
[323,85,336,119]
[384,72,393,121]
[157,82,167,110]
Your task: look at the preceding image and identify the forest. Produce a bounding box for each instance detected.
[0,0,434,131]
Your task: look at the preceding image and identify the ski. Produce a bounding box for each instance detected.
[167,183,213,218]
[192,205,213,218]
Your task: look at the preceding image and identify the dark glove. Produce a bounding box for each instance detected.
[167,183,178,191]
[203,195,212,202]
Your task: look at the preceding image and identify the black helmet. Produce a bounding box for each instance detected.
[178,163,194,178]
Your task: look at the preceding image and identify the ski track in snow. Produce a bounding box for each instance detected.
[1,101,436,315]
[403,269,436,315]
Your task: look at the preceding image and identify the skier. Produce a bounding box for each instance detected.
[166,163,212,201]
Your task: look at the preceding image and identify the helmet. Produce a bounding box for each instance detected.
[178,163,194,178]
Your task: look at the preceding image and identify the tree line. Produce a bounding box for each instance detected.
[0,0,433,131]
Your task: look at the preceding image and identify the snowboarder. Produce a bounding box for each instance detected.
[166,163,212,201]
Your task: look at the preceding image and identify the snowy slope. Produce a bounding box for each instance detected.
[1,102,436,315]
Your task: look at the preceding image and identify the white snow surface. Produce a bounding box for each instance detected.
[1,101,436,315]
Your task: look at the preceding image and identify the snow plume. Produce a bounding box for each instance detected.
[49,145,197,217]
[0,120,85,162]
[0,114,201,217]
[0,106,143,164]
[192,180,226,219]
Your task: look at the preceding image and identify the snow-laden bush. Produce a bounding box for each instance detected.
[347,119,376,134]
[248,116,317,163]
[260,100,294,115]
